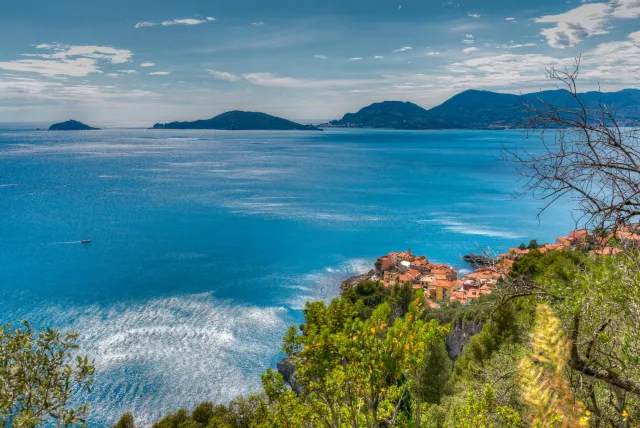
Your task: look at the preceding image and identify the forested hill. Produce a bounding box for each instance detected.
[324,88,640,129]
[48,120,100,131]
[152,111,319,130]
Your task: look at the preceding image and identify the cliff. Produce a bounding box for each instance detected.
[445,317,485,360]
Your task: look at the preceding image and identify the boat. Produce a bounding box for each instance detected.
[80,239,91,244]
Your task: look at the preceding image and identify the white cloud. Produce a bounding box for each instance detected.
[507,43,537,49]
[465,34,474,38]
[117,70,138,74]
[505,17,516,21]
[393,46,413,52]
[241,72,378,88]
[207,70,240,81]
[148,71,170,75]
[135,17,215,28]
[443,31,640,90]
[313,54,328,59]
[105,73,120,78]
[249,21,265,27]
[140,62,155,67]
[535,3,610,48]
[374,56,385,59]
[349,57,363,60]
[535,0,640,48]
[0,44,133,77]
[0,75,156,103]
[610,0,640,18]
[425,51,440,56]
[463,47,479,54]
[468,13,481,18]
[463,39,475,44]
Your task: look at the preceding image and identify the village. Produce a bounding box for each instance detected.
[365,227,640,309]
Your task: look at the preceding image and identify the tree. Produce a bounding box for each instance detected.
[0,321,95,428]
[501,249,640,425]
[506,59,640,231]
[112,413,136,428]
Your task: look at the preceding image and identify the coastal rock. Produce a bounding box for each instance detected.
[340,269,376,292]
[445,318,484,360]
[462,254,496,268]
[276,356,304,395]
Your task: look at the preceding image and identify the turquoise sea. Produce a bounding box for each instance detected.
[0,127,575,426]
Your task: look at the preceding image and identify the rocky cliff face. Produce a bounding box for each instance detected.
[445,318,485,360]
[340,269,376,292]
[276,357,305,395]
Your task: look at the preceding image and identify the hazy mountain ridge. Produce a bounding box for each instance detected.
[324,88,640,129]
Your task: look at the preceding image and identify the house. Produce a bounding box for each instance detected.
[406,269,422,282]
[569,229,590,244]
[400,260,412,269]
[375,255,395,273]
[430,265,458,281]
[590,246,623,255]
[556,236,572,247]
[425,299,440,309]
[410,257,429,271]
[507,248,530,260]
[479,283,494,295]
[396,248,415,262]
[429,280,455,301]
[420,275,436,285]
[449,290,468,305]
[383,270,401,285]
[615,231,640,248]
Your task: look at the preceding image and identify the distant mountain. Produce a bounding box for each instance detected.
[153,111,319,131]
[48,120,100,131]
[323,89,640,129]
[326,101,452,129]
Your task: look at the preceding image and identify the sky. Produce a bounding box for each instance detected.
[0,0,638,124]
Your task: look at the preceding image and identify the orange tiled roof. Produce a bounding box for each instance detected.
[425,299,440,309]
[590,247,623,255]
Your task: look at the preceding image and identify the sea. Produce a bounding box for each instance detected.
[0,126,576,426]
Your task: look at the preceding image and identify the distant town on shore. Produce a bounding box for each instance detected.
[342,226,640,308]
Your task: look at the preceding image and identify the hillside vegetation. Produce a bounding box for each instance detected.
[114,248,637,427]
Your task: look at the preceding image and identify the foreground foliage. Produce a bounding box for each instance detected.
[0,321,95,428]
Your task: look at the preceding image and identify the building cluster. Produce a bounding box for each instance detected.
[370,227,640,309]
[374,249,502,309]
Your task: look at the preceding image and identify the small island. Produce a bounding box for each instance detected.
[152,110,319,131]
[48,120,100,131]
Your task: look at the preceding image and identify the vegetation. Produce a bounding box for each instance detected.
[0,321,95,427]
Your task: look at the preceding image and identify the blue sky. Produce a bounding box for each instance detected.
[0,0,638,124]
